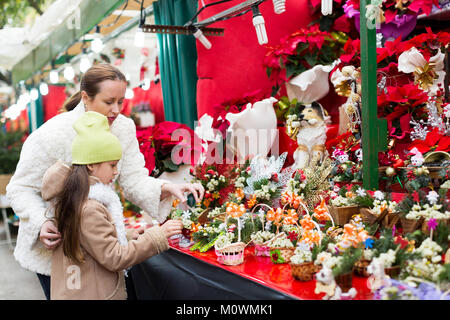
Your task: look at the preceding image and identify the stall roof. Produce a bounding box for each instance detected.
[0,0,157,85]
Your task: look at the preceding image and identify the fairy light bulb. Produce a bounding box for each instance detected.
[30,88,39,101]
[193,28,212,49]
[50,70,59,84]
[272,0,286,14]
[39,82,49,96]
[252,7,268,45]
[134,27,145,47]
[79,55,91,73]
[63,65,75,81]
[321,0,333,15]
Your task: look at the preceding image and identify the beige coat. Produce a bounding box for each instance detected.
[42,161,169,300]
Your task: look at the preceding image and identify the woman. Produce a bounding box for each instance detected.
[6,64,204,300]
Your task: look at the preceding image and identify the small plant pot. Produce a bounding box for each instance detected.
[215,242,246,266]
[335,272,353,293]
[270,247,295,264]
[353,259,371,277]
[385,265,401,278]
[290,262,320,281]
[400,217,423,234]
[329,205,360,226]
[360,208,378,225]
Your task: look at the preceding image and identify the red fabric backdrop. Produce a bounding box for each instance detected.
[195,0,317,118]
[42,85,67,122]
[121,82,165,124]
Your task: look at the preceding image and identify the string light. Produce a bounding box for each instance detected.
[39,82,49,96]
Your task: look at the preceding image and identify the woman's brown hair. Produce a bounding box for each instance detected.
[63,64,127,111]
[53,165,90,264]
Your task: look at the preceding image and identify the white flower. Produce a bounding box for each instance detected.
[376,249,396,268]
[270,233,294,248]
[373,191,385,201]
[291,247,312,264]
[356,187,366,197]
[251,231,276,244]
[398,47,445,96]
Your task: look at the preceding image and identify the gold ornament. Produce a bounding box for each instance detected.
[385,167,395,177]
[414,62,438,91]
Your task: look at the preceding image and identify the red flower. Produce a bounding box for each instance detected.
[394,236,409,249]
[408,127,450,154]
[287,231,298,242]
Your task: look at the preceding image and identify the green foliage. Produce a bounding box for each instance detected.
[0,125,24,174]
[0,0,50,28]
[434,221,449,251]
[332,246,362,277]
[438,263,450,283]
[311,234,333,261]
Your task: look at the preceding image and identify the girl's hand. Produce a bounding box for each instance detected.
[131,226,145,240]
[39,220,62,250]
[160,220,184,239]
[161,182,204,204]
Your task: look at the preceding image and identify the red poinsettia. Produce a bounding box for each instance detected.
[398,28,450,61]
[339,38,360,65]
[138,121,202,176]
[377,84,429,120]
[263,24,343,86]
[408,127,450,154]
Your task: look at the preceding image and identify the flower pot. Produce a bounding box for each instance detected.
[291,262,320,281]
[0,174,13,195]
[335,272,353,293]
[385,265,401,278]
[215,242,246,266]
[400,216,424,234]
[329,205,360,226]
[353,259,371,277]
[384,266,401,278]
[270,247,295,264]
[360,208,378,225]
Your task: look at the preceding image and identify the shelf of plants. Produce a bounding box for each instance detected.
[136,0,450,300]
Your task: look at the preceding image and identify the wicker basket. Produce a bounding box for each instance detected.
[360,208,378,225]
[291,262,320,281]
[215,242,246,266]
[335,272,353,293]
[269,247,295,264]
[353,259,371,277]
[328,205,360,226]
[0,174,13,195]
[400,217,424,234]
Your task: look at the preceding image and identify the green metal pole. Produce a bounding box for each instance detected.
[360,0,387,190]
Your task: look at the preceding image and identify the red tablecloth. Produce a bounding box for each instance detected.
[169,242,374,300]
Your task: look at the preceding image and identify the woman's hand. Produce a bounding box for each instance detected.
[161,182,204,204]
[160,219,184,239]
[131,226,145,240]
[39,220,61,250]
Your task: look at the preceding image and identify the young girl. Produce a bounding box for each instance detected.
[41,111,183,300]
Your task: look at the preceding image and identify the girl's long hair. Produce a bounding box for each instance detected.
[54,165,90,264]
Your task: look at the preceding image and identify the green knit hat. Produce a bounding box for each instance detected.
[72,111,122,165]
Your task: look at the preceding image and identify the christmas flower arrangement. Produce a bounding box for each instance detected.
[243,152,295,207]
[283,157,333,211]
[402,238,445,282]
[190,162,241,209]
[373,279,450,300]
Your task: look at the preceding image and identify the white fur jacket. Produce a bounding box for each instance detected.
[6,102,174,276]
